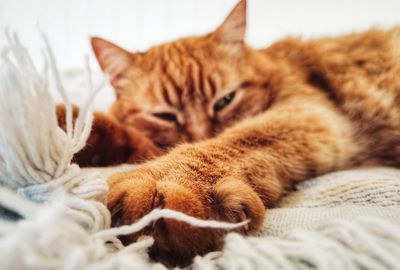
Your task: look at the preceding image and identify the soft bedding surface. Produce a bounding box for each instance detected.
[262,167,400,236]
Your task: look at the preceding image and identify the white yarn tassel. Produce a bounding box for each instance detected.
[0,32,109,232]
[0,31,100,192]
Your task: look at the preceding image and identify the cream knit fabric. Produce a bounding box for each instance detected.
[261,167,400,237]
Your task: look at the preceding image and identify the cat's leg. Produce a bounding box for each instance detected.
[56,104,162,166]
[107,96,358,265]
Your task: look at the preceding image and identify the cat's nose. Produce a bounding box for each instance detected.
[184,109,212,142]
[186,123,212,142]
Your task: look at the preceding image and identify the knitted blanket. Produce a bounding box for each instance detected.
[0,34,399,270]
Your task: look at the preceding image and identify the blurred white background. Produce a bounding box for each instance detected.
[1,0,400,109]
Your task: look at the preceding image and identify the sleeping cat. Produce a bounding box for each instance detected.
[72,0,400,265]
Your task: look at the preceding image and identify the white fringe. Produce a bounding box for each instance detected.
[197,217,400,270]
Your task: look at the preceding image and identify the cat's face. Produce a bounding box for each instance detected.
[92,0,273,148]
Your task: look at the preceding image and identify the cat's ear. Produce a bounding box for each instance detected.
[213,0,247,44]
[91,37,132,81]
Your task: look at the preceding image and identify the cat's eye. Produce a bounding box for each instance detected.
[213,92,236,112]
[153,112,177,122]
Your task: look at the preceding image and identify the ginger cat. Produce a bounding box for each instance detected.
[79,0,400,265]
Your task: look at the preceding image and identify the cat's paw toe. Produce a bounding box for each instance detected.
[148,181,219,265]
[210,178,265,234]
[107,173,157,229]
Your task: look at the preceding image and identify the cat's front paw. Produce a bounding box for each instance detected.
[107,169,218,266]
[107,160,265,266]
